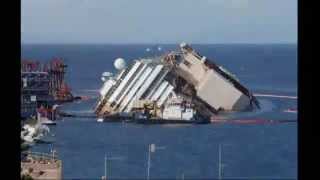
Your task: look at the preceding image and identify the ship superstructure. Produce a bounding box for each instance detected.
[95,43,259,122]
[95,58,173,116]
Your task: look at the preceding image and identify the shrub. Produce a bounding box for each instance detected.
[21,174,33,180]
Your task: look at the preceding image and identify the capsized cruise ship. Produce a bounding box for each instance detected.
[94,43,260,123]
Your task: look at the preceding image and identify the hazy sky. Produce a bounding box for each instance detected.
[21,0,297,44]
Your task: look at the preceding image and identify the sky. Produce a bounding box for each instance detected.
[21,0,297,44]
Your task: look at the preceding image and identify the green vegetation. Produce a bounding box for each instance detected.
[21,174,33,180]
[21,137,30,151]
[24,118,38,126]
[21,143,30,151]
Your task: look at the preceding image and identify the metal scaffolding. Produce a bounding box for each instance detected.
[21,58,73,119]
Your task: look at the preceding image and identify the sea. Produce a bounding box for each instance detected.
[21,44,297,179]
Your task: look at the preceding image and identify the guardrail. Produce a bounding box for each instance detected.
[23,151,58,161]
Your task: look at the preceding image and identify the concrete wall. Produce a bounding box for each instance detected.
[21,159,62,180]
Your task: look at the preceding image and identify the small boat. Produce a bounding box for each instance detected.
[37,112,57,125]
[23,135,35,144]
[97,118,104,122]
[21,121,51,144]
[41,119,57,125]
[283,108,297,113]
[34,138,54,144]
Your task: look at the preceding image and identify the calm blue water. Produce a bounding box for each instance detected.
[22,44,297,179]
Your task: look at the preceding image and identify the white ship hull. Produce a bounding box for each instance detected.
[95,43,259,120]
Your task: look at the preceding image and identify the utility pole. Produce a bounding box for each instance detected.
[217,143,232,180]
[103,154,124,180]
[105,155,107,179]
[147,144,166,180]
[147,144,151,180]
[218,144,222,180]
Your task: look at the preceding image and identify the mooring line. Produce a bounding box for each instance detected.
[283,109,297,113]
[211,119,297,124]
[254,93,297,99]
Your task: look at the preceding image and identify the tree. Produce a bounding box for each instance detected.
[21,174,33,180]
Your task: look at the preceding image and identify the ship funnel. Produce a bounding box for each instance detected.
[114,58,127,70]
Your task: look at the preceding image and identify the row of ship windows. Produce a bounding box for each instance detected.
[110,64,168,109]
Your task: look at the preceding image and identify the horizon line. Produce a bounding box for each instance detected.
[21,42,297,45]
